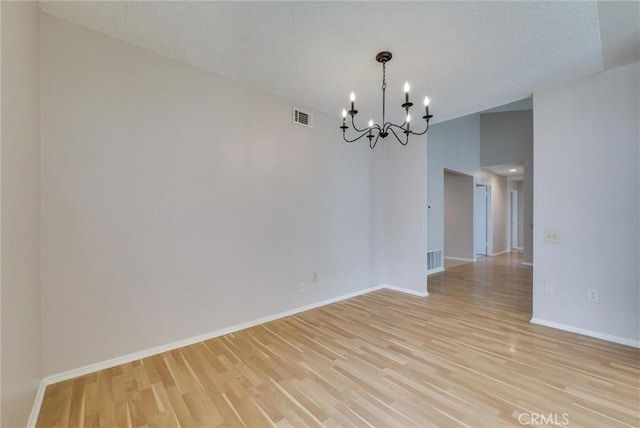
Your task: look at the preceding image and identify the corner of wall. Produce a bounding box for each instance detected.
[1,1,43,426]
[532,61,639,344]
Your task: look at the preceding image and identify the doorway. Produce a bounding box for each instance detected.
[509,189,518,250]
[444,170,475,262]
[475,184,489,257]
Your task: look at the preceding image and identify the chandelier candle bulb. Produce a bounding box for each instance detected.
[350,92,355,112]
[424,96,430,116]
[342,109,347,126]
[404,81,410,104]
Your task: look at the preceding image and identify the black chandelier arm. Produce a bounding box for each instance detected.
[342,128,376,144]
[405,120,431,136]
[349,114,376,134]
[384,119,431,137]
[384,122,408,137]
[382,120,407,134]
[388,127,409,146]
[370,132,382,149]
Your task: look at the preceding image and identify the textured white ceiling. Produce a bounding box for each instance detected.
[39,1,638,124]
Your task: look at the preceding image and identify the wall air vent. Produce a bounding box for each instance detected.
[293,108,313,128]
[427,249,444,275]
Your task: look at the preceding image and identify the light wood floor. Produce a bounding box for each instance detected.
[443,257,473,269]
[37,251,640,427]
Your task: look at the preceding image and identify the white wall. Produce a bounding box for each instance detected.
[1,2,42,426]
[427,114,480,253]
[533,61,640,346]
[480,111,533,262]
[444,171,474,259]
[40,14,376,376]
[376,138,428,294]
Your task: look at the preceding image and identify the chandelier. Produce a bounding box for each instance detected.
[340,51,433,149]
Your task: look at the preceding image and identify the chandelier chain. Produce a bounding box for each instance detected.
[382,62,387,91]
[382,62,387,126]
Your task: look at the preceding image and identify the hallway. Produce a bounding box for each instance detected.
[432,250,532,321]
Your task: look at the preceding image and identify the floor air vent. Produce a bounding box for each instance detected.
[427,249,444,275]
[293,108,312,128]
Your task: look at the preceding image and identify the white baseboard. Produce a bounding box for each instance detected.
[381,284,429,298]
[43,285,387,386]
[491,249,511,256]
[27,380,48,428]
[31,283,428,422]
[444,256,475,262]
[530,318,640,348]
[427,267,444,275]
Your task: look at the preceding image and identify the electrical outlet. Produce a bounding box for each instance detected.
[543,230,561,243]
[312,272,318,283]
[299,283,305,293]
[587,288,599,303]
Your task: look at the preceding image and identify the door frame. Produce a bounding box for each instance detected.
[509,189,519,250]
[474,183,493,258]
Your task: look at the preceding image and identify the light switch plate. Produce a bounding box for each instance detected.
[543,230,561,243]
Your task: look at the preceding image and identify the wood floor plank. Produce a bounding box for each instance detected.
[37,251,640,427]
